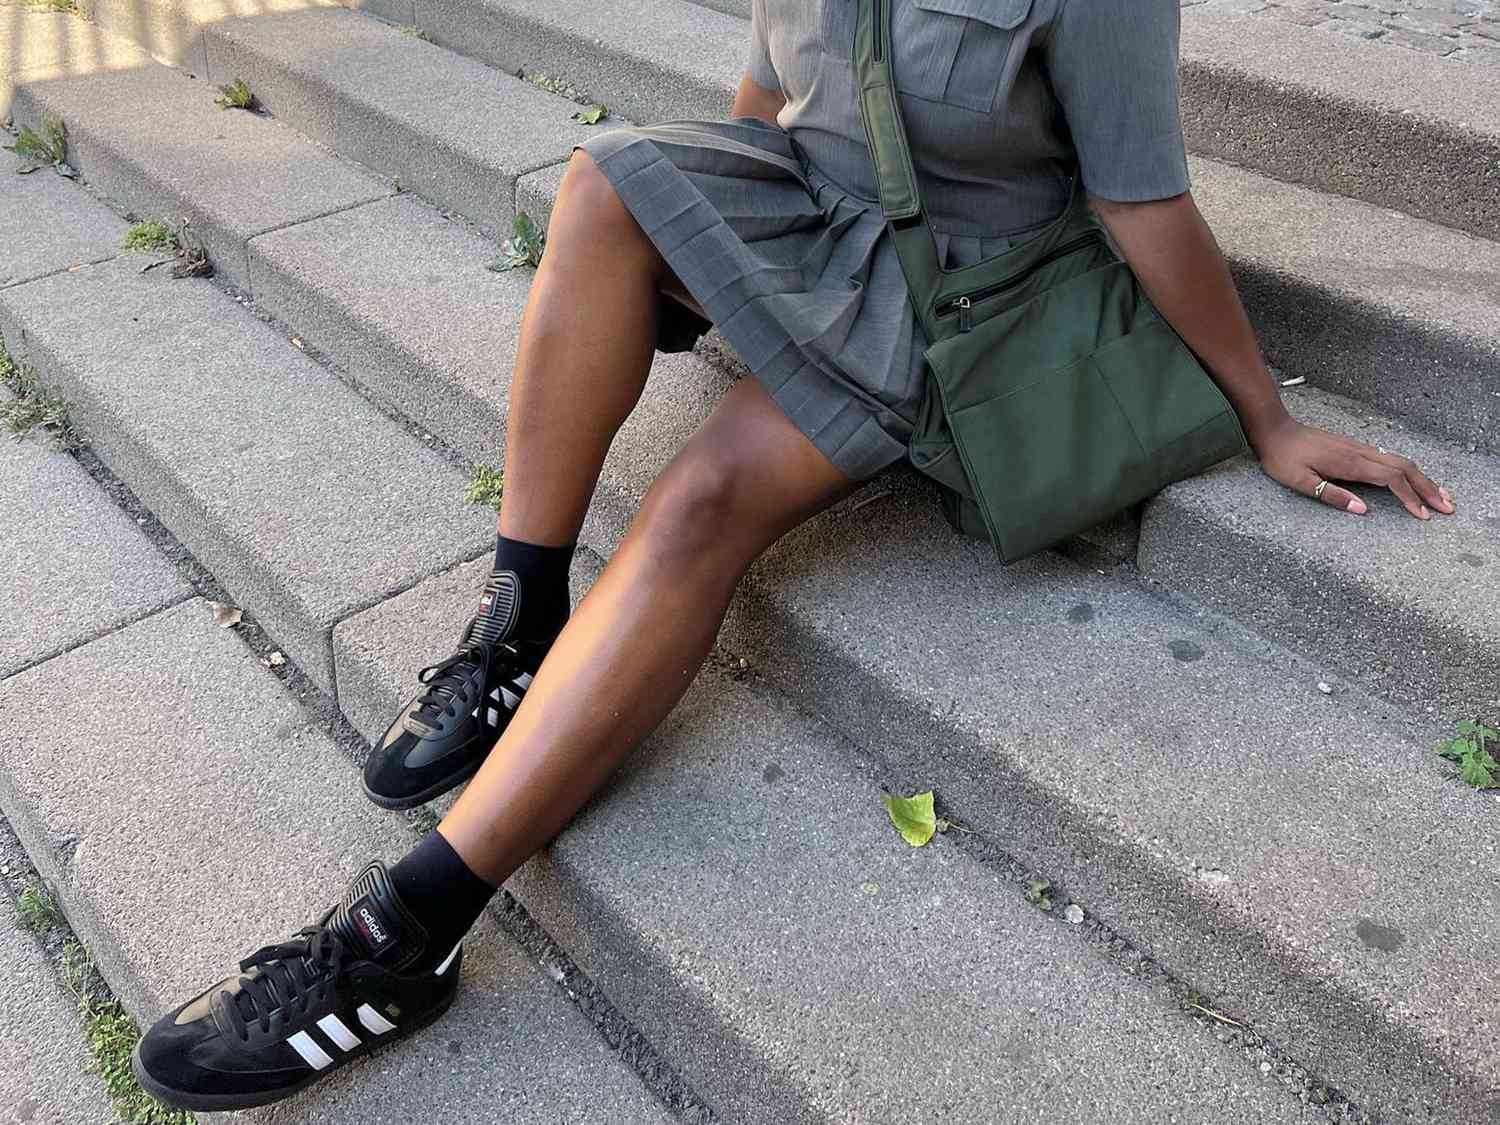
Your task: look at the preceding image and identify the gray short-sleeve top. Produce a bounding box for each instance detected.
[748,0,1191,237]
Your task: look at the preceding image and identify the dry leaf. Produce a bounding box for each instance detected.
[208,601,243,628]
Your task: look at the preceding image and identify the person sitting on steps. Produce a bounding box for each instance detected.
[132,0,1453,1109]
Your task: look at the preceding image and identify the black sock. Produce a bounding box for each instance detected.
[387,831,497,969]
[493,534,575,640]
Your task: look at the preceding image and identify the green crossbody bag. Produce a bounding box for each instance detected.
[854,0,1248,563]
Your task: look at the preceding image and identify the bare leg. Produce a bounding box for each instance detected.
[499,149,673,547]
[441,377,856,883]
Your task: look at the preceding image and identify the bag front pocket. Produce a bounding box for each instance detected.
[938,355,1153,562]
[895,0,1033,113]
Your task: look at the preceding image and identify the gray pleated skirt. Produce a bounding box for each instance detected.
[579,117,1028,482]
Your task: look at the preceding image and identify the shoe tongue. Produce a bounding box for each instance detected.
[469,570,521,647]
[329,862,430,971]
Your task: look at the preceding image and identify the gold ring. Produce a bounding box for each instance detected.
[1313,479,1330,500]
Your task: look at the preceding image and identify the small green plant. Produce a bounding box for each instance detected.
[4,115,76,178]
[1023,878,1054,912]
[489,211,545,272]
[398,23,432,41]
[18,0,78,11]
[136,218,212,280]
[1435,719,1499,790]
[465,463,505,510]
[571,104,608,125]
[214,78,256,111]
[523,70,585,102]
[60,940,195,1124]
[16,884,64,932]
[1,341,78,448]
[123,220,178,253]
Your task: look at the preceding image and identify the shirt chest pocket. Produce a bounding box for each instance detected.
[821,0,1032,114]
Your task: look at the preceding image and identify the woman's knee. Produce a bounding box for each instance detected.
[634,451,751,565]
[552,150,650,254]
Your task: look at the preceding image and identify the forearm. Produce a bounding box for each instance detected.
[1091,192,1291,450]
[731,73,787,127]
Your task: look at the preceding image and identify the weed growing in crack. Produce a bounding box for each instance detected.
[123,221,179,253]
[59,940,195,1124]
[1436,719,1499,789]
[16,884,64,933]
[0,340,79,448]
[4,115,77,178]
[465,463,505,511]
[489,212,545,272]
[214,78,256,111]
[136,219,212,280]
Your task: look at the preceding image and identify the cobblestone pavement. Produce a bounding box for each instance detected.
[1184,0,1500,64]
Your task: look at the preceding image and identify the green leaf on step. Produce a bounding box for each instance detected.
[572,104,609,125]
[882,790,936,848]
[489,211,546,272]
[1460,749,1497,790]
[1435,735,1475,762]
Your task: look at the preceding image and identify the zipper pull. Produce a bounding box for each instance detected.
[954,296,972,333]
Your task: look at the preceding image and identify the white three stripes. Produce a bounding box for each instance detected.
[288,1011,390,1070]
[356,1003,397,1035]
[316,1013,362,1052]
[286,1030,334,1071]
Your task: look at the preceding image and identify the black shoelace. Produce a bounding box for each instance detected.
[411,640,524,725]
[225,925,346,1040]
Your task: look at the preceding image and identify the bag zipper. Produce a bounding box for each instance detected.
[938,231,1104,332]
[873,0,885,61]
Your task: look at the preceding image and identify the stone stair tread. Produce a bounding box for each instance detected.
[1179,6,1500,241]
[1190,154,1499,452]
[0,383,191,678]
[1142,387,1500,716]
[334,555,1325,1125]
[0,7,149,117]
[10,44,391,290]
[418,0,740,124]
[202,5,615,233]
[0,843,120,1125]
[2,149,130,288]
[726,486,1498,1119]
[0,251,494,692]
[0,600,674,1124]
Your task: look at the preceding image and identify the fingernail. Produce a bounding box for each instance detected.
[1440,488,1454,509]
[1347,498,1366,515]
[1420,505,1430,519]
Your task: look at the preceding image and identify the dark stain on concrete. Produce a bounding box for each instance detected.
[1355,918,1405,953]
[1169,640,1205,663]
[1066,603,1096,624]
[762,762,785,784]
[1458,553,1485,568]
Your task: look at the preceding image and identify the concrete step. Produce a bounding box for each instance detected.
[0,600,676,1123]
[200,6,613,236]
[333,555,1330,1125]
[0,7,148,119]
[1142,386,1499,719]
[0,205,493,691]
[1190,156,1500,457]
[1178,6,1500,242]
[8,50,392,292]
[0,821,121,1125]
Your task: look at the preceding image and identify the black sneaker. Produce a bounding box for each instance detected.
[132,862,462,1112]
[362,570,555,810]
